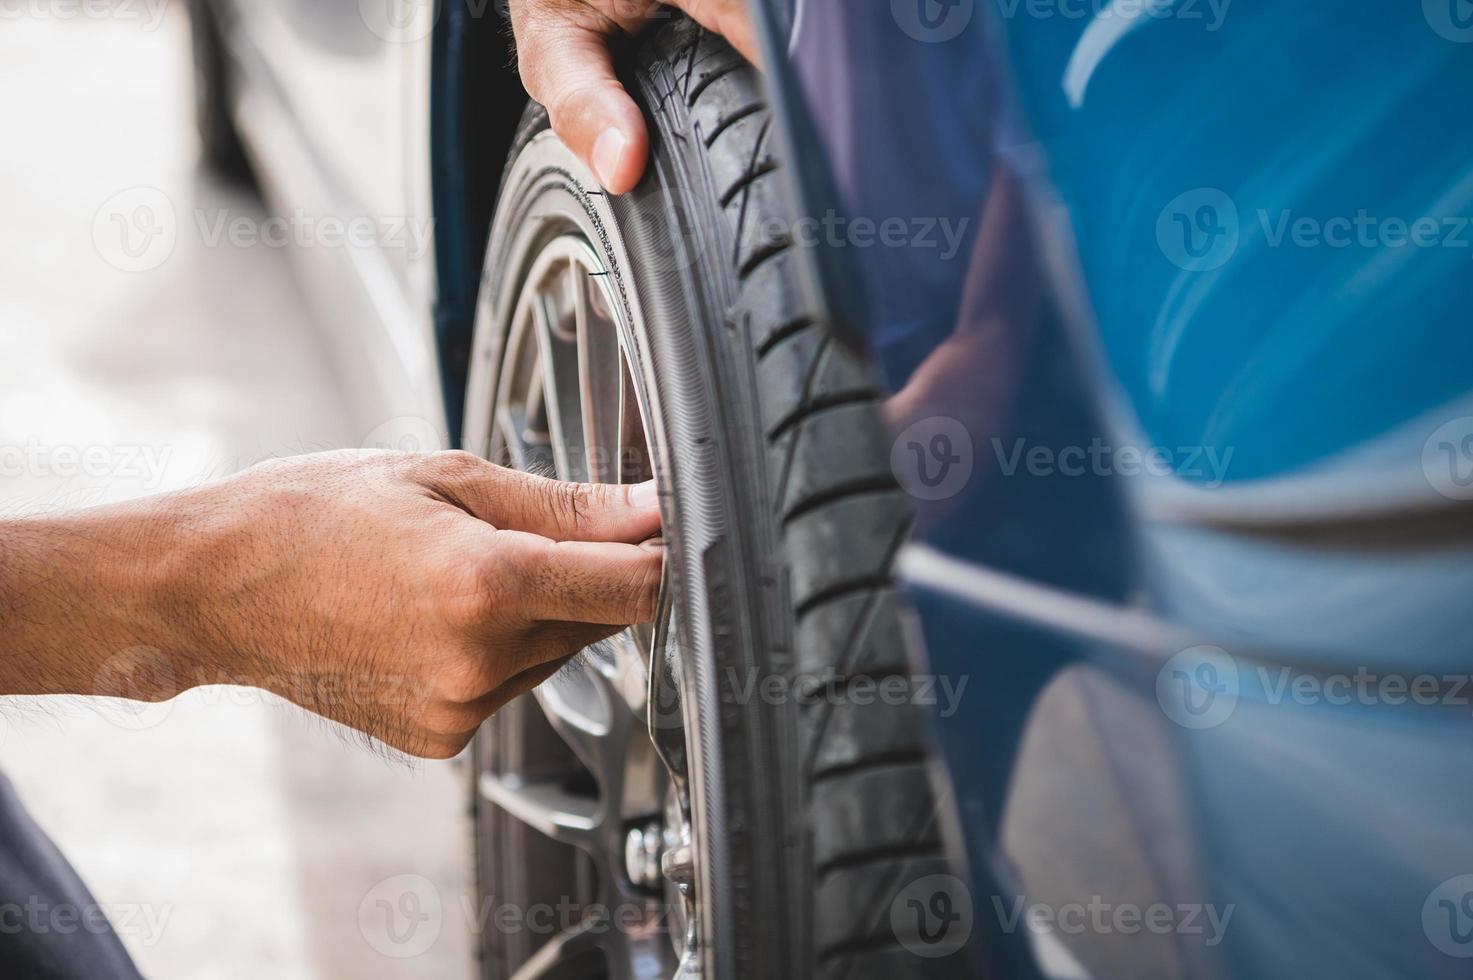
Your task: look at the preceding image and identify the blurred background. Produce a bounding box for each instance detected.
[0,6,474,977]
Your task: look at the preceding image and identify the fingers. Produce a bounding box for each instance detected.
[512,4,651,193]
[497,532,664,625]
[420,453,661,543]
[669,0,760,65]
[488,468,662,544]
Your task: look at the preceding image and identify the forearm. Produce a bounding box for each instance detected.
[0,498,192,699]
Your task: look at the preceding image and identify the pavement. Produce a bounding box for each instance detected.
[0,9,475,979]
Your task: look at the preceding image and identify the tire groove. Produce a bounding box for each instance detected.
[815,839,943,881]
[704,102,766,146]
[812,748,928,784]
[768,333,832,515]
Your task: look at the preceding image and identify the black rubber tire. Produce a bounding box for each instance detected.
[474,19,971,980]
[187,0,255,184]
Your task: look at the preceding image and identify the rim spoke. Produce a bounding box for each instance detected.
[577,274,623,484]
[507,916,608,980]
[478,771,599,847]
[617,357,653,485]
[532,279,586,480]
[497,405,535,470]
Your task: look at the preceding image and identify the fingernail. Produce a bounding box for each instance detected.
[631,480,659,510]
[592,128,628,191]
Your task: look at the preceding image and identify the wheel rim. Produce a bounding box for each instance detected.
[475,228,702,980]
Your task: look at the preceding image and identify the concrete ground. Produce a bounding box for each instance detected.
[0,9,475,979]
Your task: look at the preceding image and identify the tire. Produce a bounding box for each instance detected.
[466,19,972,979]
[187,0,254,184]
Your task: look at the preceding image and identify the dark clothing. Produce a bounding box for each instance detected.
[0,775,142,979]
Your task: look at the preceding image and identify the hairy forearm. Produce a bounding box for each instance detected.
[0,498,194,699]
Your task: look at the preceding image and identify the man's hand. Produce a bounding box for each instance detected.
[0,451,663,759]
[508,0,758,194]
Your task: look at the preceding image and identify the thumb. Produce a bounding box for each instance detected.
[515,24,650,194]
[419,455,662,543]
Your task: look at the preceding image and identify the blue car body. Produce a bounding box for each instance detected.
[753,1,1473,976]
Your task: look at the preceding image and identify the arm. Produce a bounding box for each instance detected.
[0,450,662,758]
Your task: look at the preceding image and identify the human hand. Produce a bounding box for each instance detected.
[508,0,758,193]
[0,451,662,759]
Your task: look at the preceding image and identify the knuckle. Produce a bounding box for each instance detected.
[551,480,593,532]
[418,735,468,761]
[630,557,661,623]
[483,533,548,612]
[436,450,485,481]
[437,663,490,705]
